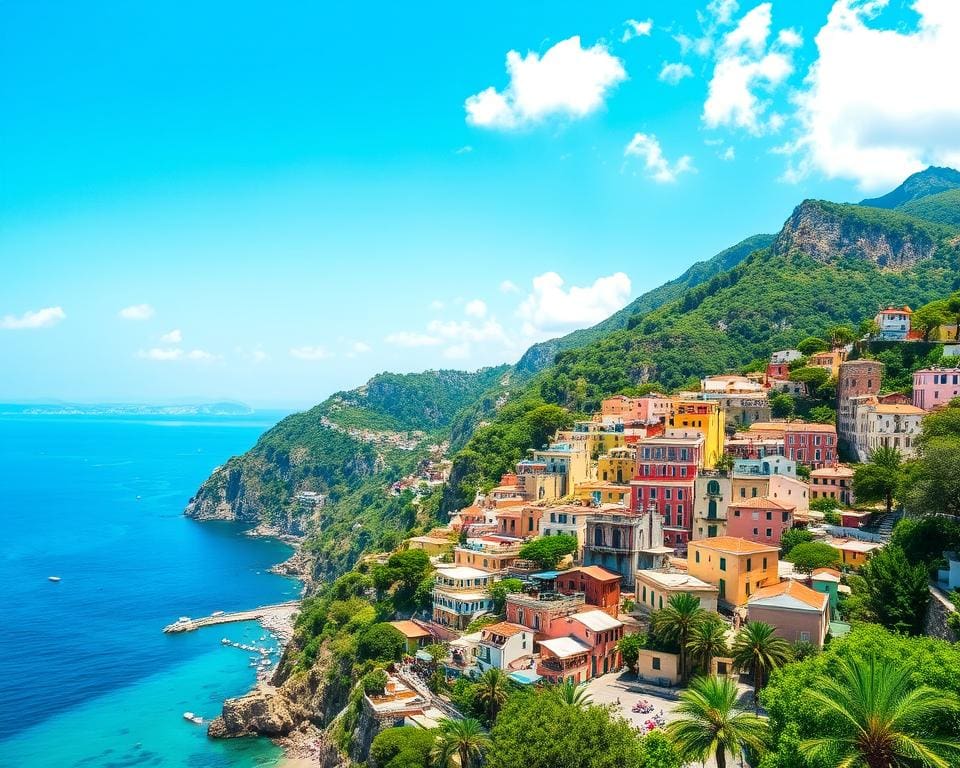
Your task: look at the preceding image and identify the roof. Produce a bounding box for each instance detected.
[531,571,562,580]
[747,422,788,433]
[566,565,622,583]
[748,580,828,611]
[783,422,837,433]
[877,306,912,314]
[831,539,884,553]
[435,566,492,580]
[811,567,842,583]
[539,636,592,658]
[635,570,718,591]
[571,609,623,632]
[729,496,796,511]
[388,620,433,639]
[869,404,925,415]
[407,535,452,545]
[810,466,854,478]
[690,536,779,555]
[481,621,528,639]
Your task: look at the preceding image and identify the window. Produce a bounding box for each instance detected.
[707,480,720,495]
[665,489,672,500]
[800,631,810,643]
[766,511,772,520]
[695,550,701,563]
[762,557,767,569]
[677,489,684,500]
[740,487,746,498]
[719,557,727,571]
[766,528,772,537]
[642,586,646,601]
[652,657,661,670]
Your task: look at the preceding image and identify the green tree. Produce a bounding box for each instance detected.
[666,675,770,768]
[779,528,814,556]
[554,679,592,708]
[912,299,952,340]
[799,656,960,768]
[638,731,683,768]
[852,446,903,515]
[363,668,389,695]
[490,578,524,613]
[889,515,960,567]
[862,544,930,635]
[431,718,490,768]
[949,290,960,340]
[475,668,510,723]
[358,623,406,662]
[370,725,436,768]
[825,324,856,347]
[809,496,841,514]
[651,593,709,682]
[618,632,643,674]
[808,405,836,424]
[686,616,730,676]
[518,534,578,569]
[715,452,735,473]
[769,391,795,419]
[797,337,828,355]
[486,688,646,768]
[731,621,792,709]
[785,541,841,573]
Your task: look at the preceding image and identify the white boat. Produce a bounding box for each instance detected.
[183,712,203,725]
[48,576,61,582]
[211,610,225,617]
[179,616,191,623]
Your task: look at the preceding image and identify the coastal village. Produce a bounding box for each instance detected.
[264,306,960,767]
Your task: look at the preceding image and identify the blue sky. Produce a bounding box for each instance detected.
[3,0,959,407]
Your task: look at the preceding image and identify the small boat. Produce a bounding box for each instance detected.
[48,576,61,582]
[178,616,191,623]
[183,712,203,725]
[221,638,230,645]
[211,610,224,617]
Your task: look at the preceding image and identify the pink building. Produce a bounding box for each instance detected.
[913,368,960,411]
[746,580,830,647]
[726,497,795,546]
[784,423,837,468]
[629,430,704,549]
[601,394,672,425]
[537,609,624,683]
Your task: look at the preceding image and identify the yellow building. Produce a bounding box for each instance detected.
[573,481,629,506]
[669,399,725,468]
[555,421,627,458]
[687,537,779,607]
[829,539,884,569]
[404,534,454,557]
[597,446,636,485]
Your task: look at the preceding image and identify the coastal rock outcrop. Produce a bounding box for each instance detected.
[772,199,940,270]
[207,686,298,738]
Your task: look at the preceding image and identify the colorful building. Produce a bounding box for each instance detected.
[809,349,846,379]
[538,503,589,554]
[809,466,855,506]
[746,580,830,647]
[692,474,731,540]
[432,566,495,629]
[388,620,434,654]
[601,394,672,425]
[913,368,960,411]
[784,423,838,468]
[537,636,592,685]
[494,505,543,539]
[536,609,624,683]
[726,497,795,547]
[852,401,925,461]
[634,570,719,613]
[506,590,586,638]
[837,359,883,452]
[687,537,780,608]
[475,621,535,674]
[582,506,672,588]
[827,539,884,569]
[403,534,454,557]
[810,567,842,613]
[669,399,725,468]
[874,306,912,340]
[573,481,630,507]
[597,446,636,485]
[629,429,704,548]
[554,565,622,616]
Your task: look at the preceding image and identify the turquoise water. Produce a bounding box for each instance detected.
[0,413,300,768]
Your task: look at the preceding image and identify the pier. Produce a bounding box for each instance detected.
[163,601,300,634]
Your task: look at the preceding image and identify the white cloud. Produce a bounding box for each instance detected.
[455,145,474,155]
[442,343,471,360]
[703,3,795,134]
[139,346,216,362]
[499,280,520,294]
[119,304,154,321]
[384,331,442,348]
[622,18,653,43]
[720,145,736,161]
[289,345,332,361]
[783,0,960,191]
[659,62,694,85]
[426,318,509,345]
[464,299,488,319]
[778,28,803,48]
[517,272,632,336]
[1,306,66,330]
[160,329,182,344]
[707,0,740,26]
[465,36,627,129]
[624,133,695,183]
[428,300,445,311]
[345,340,372,358]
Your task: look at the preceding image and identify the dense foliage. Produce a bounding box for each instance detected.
[518,534,579,569]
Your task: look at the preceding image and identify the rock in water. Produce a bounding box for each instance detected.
[207,688,296,738]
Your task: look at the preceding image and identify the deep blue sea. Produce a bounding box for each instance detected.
[0,412,301,768]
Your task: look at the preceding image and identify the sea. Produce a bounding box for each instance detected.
[0,411,303,768]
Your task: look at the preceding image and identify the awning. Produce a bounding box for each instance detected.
[415,650,434,662]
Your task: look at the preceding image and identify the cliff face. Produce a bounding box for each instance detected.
[772,200,943,270]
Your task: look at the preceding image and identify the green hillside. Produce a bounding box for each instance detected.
[444,200,960,510]
[898,188,960,228]
[860,166,960,209]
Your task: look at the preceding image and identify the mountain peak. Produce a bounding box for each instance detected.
[860,166,960,209]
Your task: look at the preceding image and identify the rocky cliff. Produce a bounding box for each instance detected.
[772,199,949,270]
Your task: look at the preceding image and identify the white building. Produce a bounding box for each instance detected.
[539,504,588,551]
[475,621,535,674]
[873,307,912,341]
[852,402,925,461]
[432,566,496,630]
[771,349,803,364]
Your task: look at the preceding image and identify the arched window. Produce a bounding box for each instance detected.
[708,499,717,519]
[707,479,720,495]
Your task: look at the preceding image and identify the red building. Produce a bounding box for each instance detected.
[629,430,704,549]
[726,497,795,546]
[554,565,622,617]
[784,423,837,469]
[766,361,790,380]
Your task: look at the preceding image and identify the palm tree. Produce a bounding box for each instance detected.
[666,675,769,768]
[650,592,708,682]
[431,717,491,768]
[730,621,792,709]
[686,616,730,676]
[554,678,592,708]
[475,668,510,723]
[800,656,960,768]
